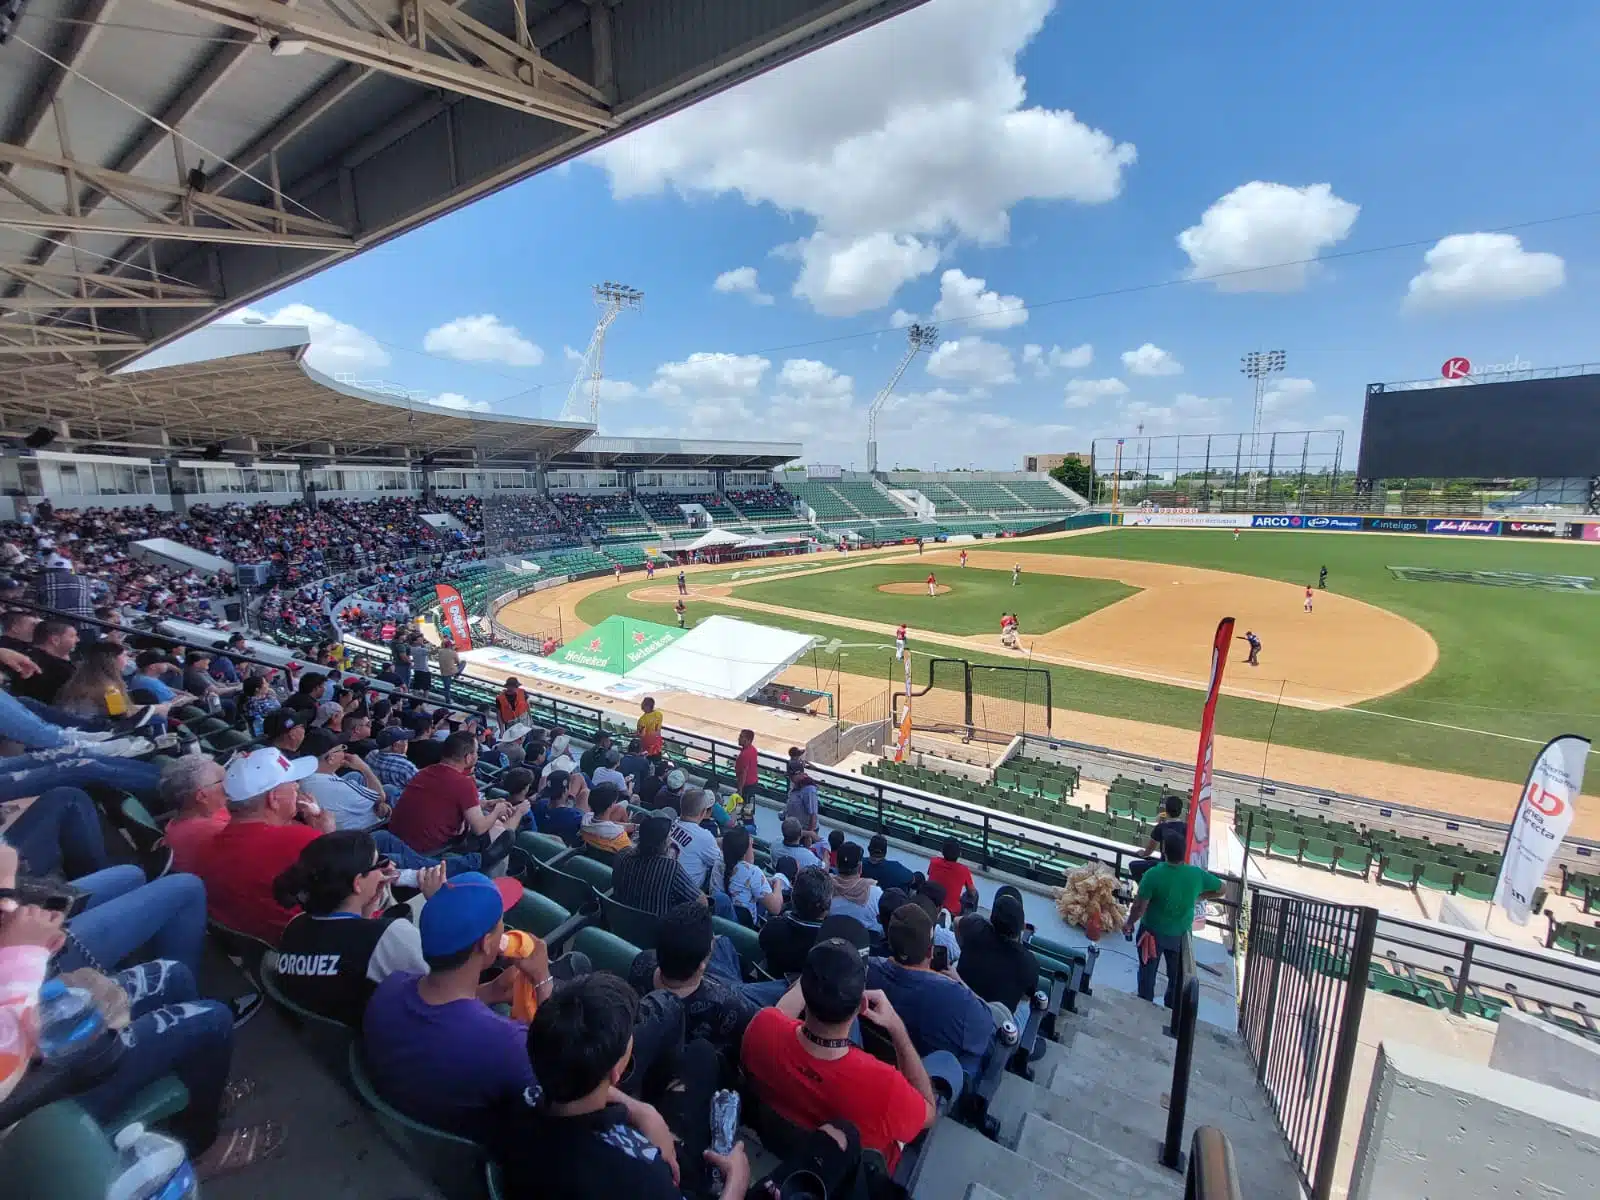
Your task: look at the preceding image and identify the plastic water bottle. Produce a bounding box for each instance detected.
[108,1123,198,1200]
[34,978,109,1069]
[708,1089,740,1192]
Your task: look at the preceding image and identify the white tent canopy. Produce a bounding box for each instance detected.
[629,615,815,700]
[683,527,748,551]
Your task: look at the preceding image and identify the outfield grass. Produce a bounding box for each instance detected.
[731,560,1135,636]
[567,532,1600,786]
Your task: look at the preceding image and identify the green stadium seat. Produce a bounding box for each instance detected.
[505,889,572,939]
[514,831,574,864]
[573,926,643,976]
[348,1043,486,1190]
[531,857,611,913]
[1301,838,1337,870]
[1457,872,1496,902]
[598,892,663,950]
[0,1102,120,1200]
[1378,854,1420,887]
[1418,862,1460,893]
[1334,845,1373,878]
[713,916,766,976]
[1268,832,1304,862]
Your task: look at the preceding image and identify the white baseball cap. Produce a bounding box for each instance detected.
[223,746,317,804]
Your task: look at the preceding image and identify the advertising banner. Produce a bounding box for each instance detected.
[1250,515,1307,529]
[1502,521,1559,538]
[433,584,474,652]
[1185,616,1235,881]
[1584,523,1600,543]
[1124,512,1253,529]
[1494,735,1590,925]
[1303,515,1363,531]
[548,615,682,675]
[1427,518,1503,536]
[1364,517,1426,534]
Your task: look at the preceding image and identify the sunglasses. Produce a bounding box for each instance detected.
[363,856,395,876]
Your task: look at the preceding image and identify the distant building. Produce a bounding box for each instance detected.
[1023,453,1089,473]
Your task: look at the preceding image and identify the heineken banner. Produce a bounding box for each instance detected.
[548,615,682,675]
[1494,735,1590,925]
[1185,616,1235,874]
[434,584,474,652]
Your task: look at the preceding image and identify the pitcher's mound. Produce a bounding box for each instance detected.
[878,582,951,596]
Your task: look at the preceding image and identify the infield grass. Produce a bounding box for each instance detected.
[730,561,1136,636]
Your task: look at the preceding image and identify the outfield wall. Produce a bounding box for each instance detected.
[1119,511,1600,540]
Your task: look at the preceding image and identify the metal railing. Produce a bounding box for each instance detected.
[1161,972,1201,1172]
[1183,1127,1244,1200]
[1237,892,1376,1200]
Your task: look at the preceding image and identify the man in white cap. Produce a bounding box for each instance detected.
[194,745,328,943]
[539,733,577,785]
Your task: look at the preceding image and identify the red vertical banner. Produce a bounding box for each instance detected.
[1186,616,1235,871]
[434,584,474,652]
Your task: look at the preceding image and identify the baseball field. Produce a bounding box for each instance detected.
[497,526,1600,819]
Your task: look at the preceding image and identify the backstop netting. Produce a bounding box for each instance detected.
[970,664,1053,740]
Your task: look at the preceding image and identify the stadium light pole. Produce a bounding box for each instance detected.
[867,323,939,475]
[1241,349,1286,502]
[561,282,643,425]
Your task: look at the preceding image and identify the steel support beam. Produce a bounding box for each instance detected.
[147,0,614,130]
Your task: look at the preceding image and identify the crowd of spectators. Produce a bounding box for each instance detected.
[547,492,641,537]
[726,486,795,519]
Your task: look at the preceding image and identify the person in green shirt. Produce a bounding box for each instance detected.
[1121,833,1223,1009]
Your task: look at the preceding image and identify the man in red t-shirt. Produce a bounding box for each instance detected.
[388,731,526,855]
[734,728,760,796]
[741,939,938,1170]
[197,744,330,943]
[925,837,977,916]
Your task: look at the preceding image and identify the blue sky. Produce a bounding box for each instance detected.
[222,0,1600,468]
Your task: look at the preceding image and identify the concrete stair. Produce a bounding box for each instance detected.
[910,986,1305,1200]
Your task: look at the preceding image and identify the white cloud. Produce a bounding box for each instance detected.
[562,345,586,367]
[1120,342,1183,376]
[1113,393,1227,434]
[925,336,1016,385]
[422,313,543,367]
[890,309,917,329]
[1052,343,1093,370]
[1064,376,1128,407]
[1404,233,1565,310]
[1026,342,1093,376]
[930,268,1027,330]
[1260,377,1316,414]
[790,232,939,317]
[650,352,770,400]
[1177,182,1359,291]
[775,359,854,409]
[713,266,775,305]
[428,392,491,413]
[596,0,1135,315]
[219,302,389,375]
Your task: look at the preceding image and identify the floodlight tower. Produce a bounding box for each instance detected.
[561,282,643,424]
[867,323,939,474]
[1241,349,1286,500]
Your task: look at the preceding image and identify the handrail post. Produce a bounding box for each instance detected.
[1452,939,1476,1016]
[1311,905,1377,1200]
[1160,975,1200,1172]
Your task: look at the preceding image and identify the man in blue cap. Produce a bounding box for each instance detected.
[361,872,589,1136]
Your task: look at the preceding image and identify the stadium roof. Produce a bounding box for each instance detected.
[558,435,802,470]
[0,0,928,394]
[2,322,594,461]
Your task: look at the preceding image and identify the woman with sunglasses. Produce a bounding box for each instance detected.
[270,831,444,1027]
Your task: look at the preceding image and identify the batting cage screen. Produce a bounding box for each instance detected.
[1359,367,1600,480]
[970,664,1053,740]
[1088,430,1346,512]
